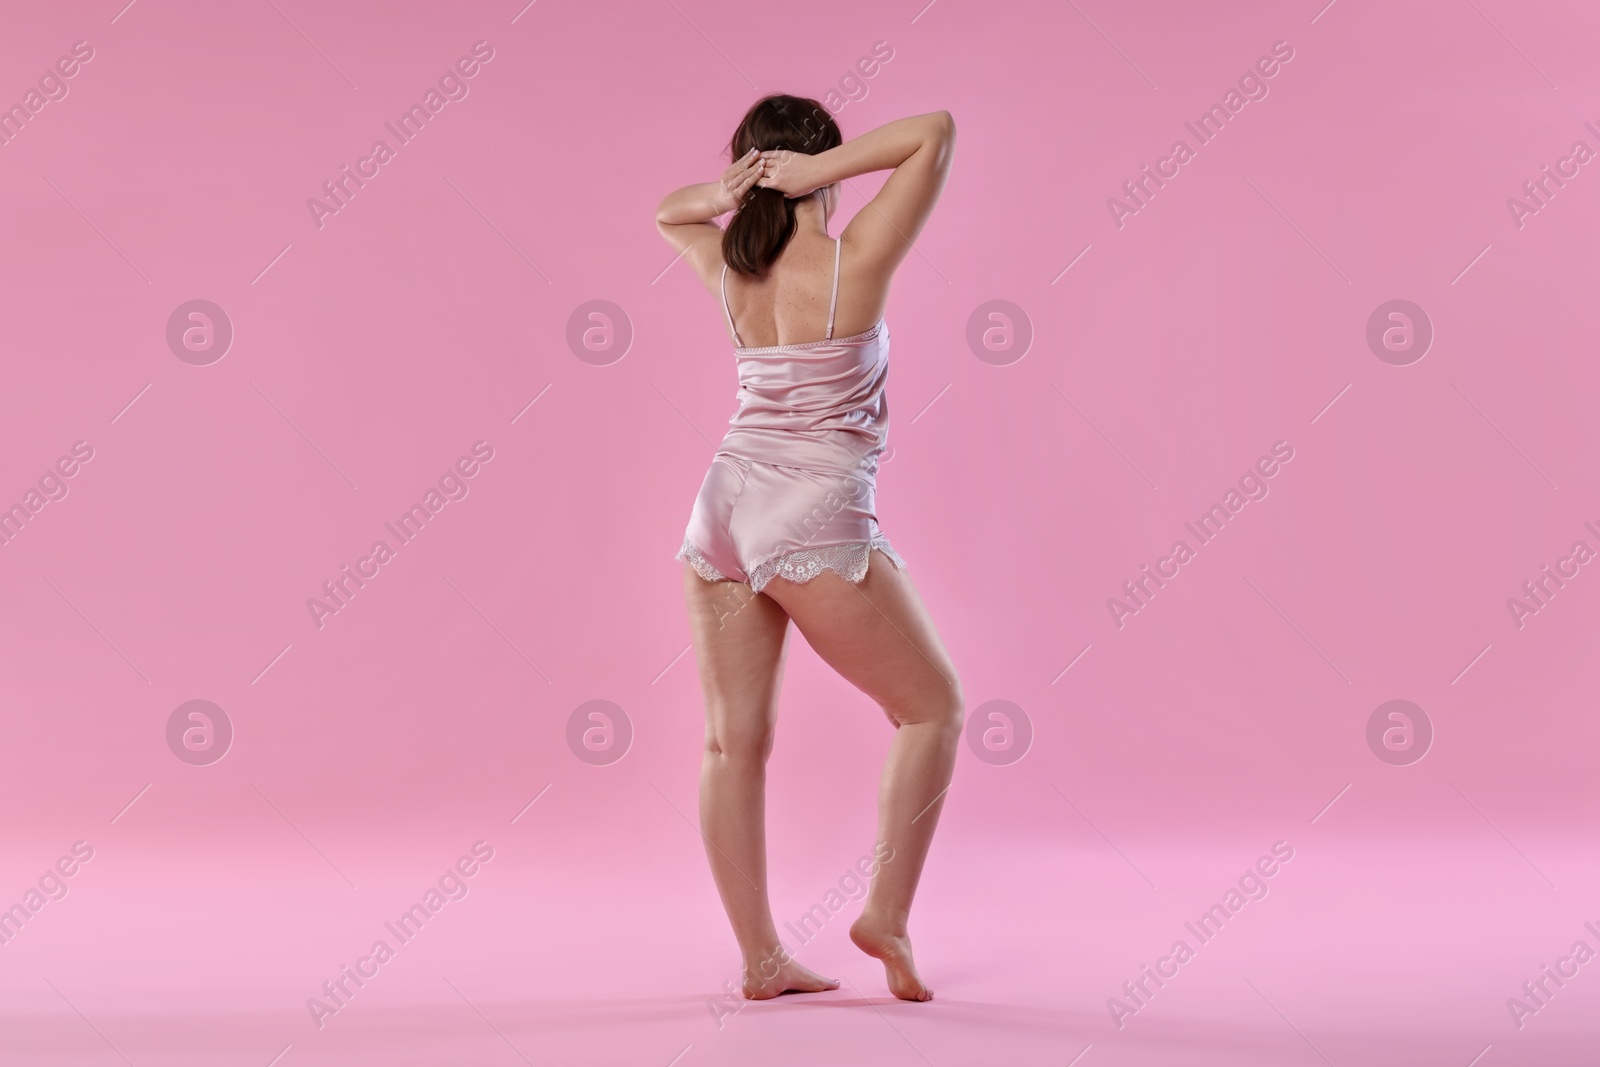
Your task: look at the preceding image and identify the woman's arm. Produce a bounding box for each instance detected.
[762,110,955,273]
[655,148,763,225]
[653,149,764,287]
[654,181,729,226]
[759,111,953,196]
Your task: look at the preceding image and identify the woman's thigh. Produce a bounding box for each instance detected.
[757,551,963,727]
[683,565,792,757]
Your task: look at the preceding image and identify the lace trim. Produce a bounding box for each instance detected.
[676,536,906,592]
[748,538,904,593]
[676,538,729,582]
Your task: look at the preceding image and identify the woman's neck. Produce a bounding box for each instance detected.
[792,199,830,237]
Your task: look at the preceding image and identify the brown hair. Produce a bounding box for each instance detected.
[722,94,842,278]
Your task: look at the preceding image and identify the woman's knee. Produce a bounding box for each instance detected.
[937,675,966,735]
[703,710,776,762]
[886,672,964,734]
[947,677,967,734]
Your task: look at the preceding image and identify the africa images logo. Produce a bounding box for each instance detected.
[305,441,495,629]
[1106,40,1296,229]
[306,41,496,229]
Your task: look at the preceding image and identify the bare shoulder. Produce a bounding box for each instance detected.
[836,229,894,292]
[830,230,895,337]
[656,219,729,297]
[837,111,955,277]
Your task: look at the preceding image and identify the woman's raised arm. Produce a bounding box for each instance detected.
[759,110,955,271]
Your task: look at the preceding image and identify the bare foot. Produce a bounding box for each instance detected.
[850,914,932,1001]
[741,956,840,1000]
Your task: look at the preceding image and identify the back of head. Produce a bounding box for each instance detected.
[722,94,841,279]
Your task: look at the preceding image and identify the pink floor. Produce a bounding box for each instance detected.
[6,821,1600,1065]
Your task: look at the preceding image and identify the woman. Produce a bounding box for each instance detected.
[654,95,959,1003]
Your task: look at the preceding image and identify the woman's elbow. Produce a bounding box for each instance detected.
[922,110,955,160]
[927,111,956,164]
[654,217,687,246]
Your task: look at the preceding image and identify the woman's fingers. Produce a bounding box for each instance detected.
[717,151,765,209]
[748,150,790,174]
[723,149,759,181]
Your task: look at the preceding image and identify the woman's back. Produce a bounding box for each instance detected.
[721,233,885,349]
[719,228,890,456]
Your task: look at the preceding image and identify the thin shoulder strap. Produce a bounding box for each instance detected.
[825,238,841,340]
[720,263,743,347]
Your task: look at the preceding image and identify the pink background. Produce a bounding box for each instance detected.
[3,0,1599,1063]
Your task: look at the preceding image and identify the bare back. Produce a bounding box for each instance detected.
[659,110,955,352]
[720,231,888,348]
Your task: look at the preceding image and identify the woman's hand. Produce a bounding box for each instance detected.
[710,148,766,215]
[756,149,824,198]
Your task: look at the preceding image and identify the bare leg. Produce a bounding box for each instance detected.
[683,564,839,999]
[759,551,963,1001]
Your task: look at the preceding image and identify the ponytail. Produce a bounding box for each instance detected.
[723,185,799,278]
[721,94,841,278]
